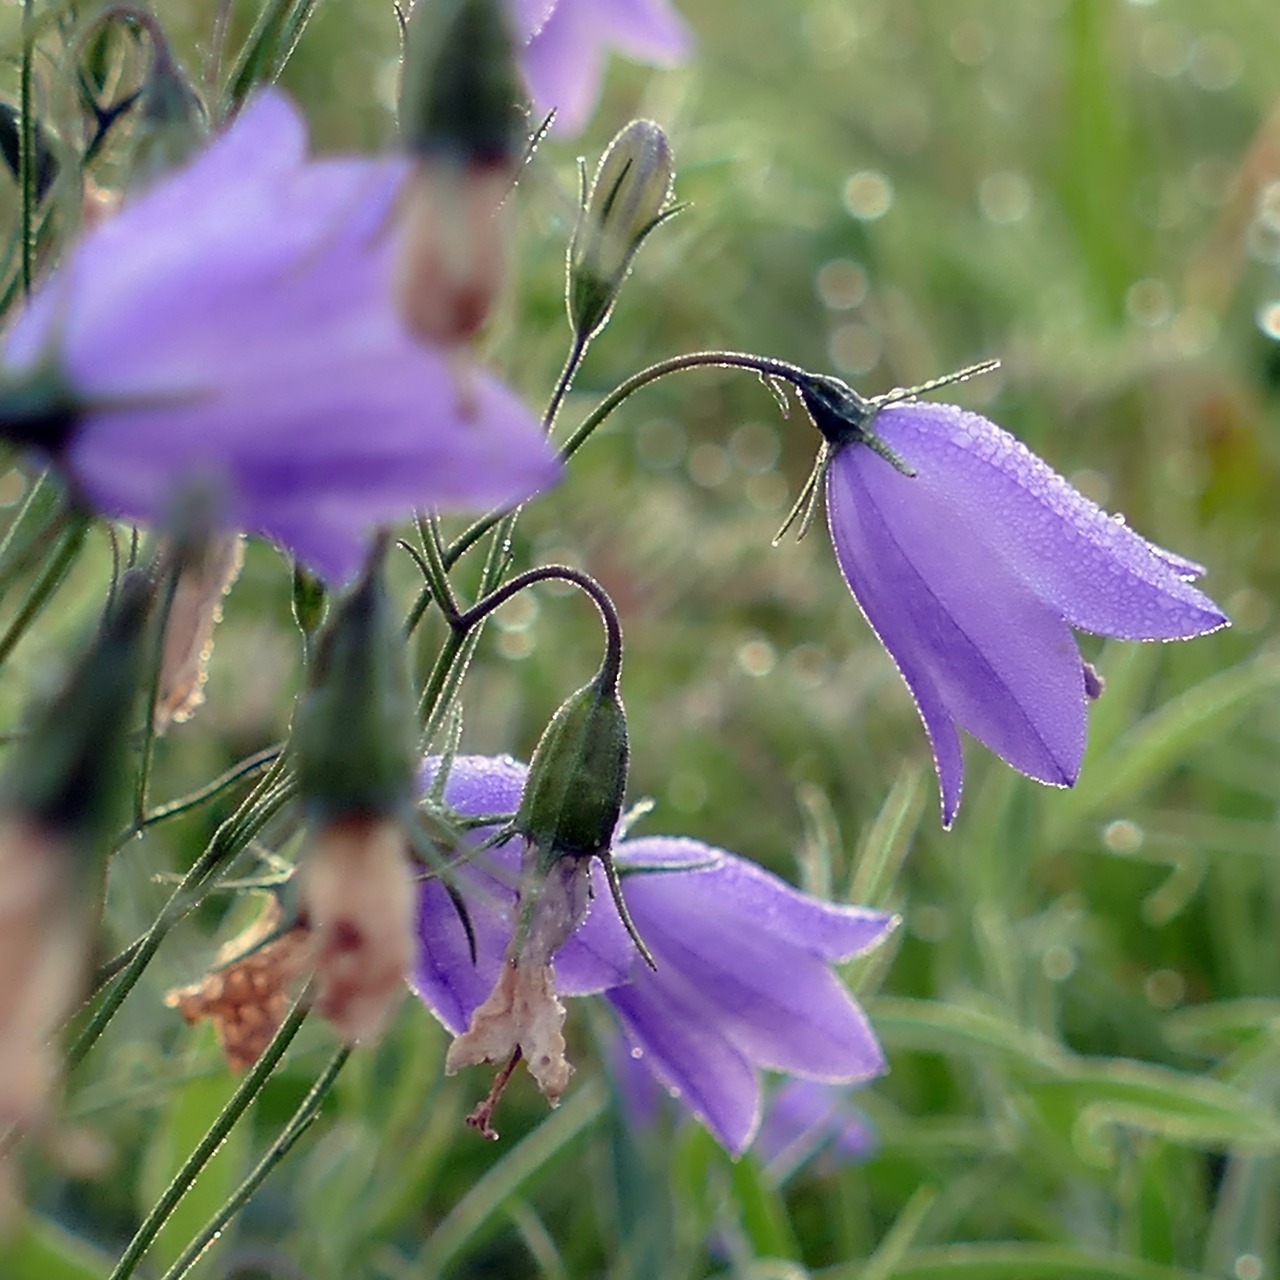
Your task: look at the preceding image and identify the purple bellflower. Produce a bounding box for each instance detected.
[0,90,559,584]
[411,754,894,1155]
[515,0,692,134]
[754,1078,875,1183]
[798,375,1228,826]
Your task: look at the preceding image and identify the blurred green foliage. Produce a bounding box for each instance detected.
[2,0,1280,1276]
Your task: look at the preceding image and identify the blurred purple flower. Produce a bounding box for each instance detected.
[515,0,692,134]
[817,395,1227,826]
[411,754,894,1154]
[755,1078,875,1183]
[2,90,559,584]
[609,1037,874,1180]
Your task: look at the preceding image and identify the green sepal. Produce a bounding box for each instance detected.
[515,666,629,872]
[399,0,524,164]
[1,570,152,848]
[293,551,416,820]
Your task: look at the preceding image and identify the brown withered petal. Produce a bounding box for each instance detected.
[394,160,513,348]
[0,819,88,1132]
[296,816,415,1044]
[154,532,245,734]
[165,898,310,1071]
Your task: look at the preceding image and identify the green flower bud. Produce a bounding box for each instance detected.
[568,119,676,342]
[514,665,629,872]
[294,552,416,819]
[125,33,207,196]
[399,0,524,164]
[2,569,151,846]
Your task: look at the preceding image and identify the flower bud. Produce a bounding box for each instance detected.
[568,120,676,342]
[0,573,151,1131]
[514,664,629,871]
[292,550,419,1043]
[398,0,523,165]
[293,554,416,820]
[0,102,59,203]
[124,34,207,197]
[394,0,523,346]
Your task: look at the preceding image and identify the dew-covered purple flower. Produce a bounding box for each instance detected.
[411,755,894,1154]
[810,387,1227,826]
[515,0,692,134]
[0,90,559,584]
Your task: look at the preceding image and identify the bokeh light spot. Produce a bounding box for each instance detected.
[842,170,894,221]
[978,171,1032,225]
[829,322,883,375]
[816,258,869,310]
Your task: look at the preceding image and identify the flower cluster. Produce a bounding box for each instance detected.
[412,755,894,1153]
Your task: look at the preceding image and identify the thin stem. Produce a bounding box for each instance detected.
[442,350,811,570]
[403,330,593,639]
[158,1046,349,1280]
[107,998,311,1280]
[544,330,589,436]
[452,565,623,693]
[19,0,35,296]
[134,558,180,823]
[0,517,88,668]
[68,759,294,1066]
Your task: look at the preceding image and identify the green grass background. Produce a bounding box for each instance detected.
[4,0,1280,1276]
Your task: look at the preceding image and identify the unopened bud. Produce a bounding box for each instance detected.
[296,815,416,1043]
[125,33,207,196]
[394,159,512,346]
[515,665,628,871]
[294,552,416,820]
[568,120,676,342]
[398,0,523,165]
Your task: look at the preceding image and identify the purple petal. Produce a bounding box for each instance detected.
[619,837,894,961]
[617,854,888,1080]
[827,442,1089,825]
[756,1079,875,1181]
[607,979,763,1155]
[872,402,1227,640]
[7,91,560,584]
[410,757,633,1030]
[520,0,691,134]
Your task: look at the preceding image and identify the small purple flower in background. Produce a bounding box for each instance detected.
[755,1078,875,1184]
[1,90,559,584]
[515,0,692,134]
[802,381,1228,826]
[411,755,894,1154]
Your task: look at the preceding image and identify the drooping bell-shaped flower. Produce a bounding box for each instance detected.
[412,755,894,1153]
[515,0,692,135]
[797,373,1228,826]
[292,548,420,1043]
[0,89,558,584]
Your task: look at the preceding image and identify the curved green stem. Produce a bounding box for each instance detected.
[452,564,623,693]
[107,998,311,1280]
[441,349,811,570]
